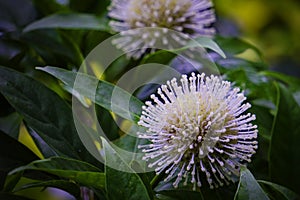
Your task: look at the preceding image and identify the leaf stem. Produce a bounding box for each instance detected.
[150,173,163,189]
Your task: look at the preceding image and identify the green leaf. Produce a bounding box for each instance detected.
[175,37,226,58]
[234,166,269,200]
[37,66,144,122]
[0,131,38,171]
[0,130,39,190]
[22,29,84,67]
[14,180,81,199]
[96,106,122,141]
[0,66,99,164]
[113,134,139,152]
[246,104,273,180]
[193,37,226,58]
[31,0,68,15]
[272,71,300,105]
[258,180,299,200]
[261,71,300,92]
[102,138,151,200]
[217,59,267,76]
[215,36,262,59]
[269,83,300,194]
[69,0,110,15]
[141,37,226,65]
[141,50,177,65]
[9,157,105,190]
[0,112,22,139]
[23,13,110,33]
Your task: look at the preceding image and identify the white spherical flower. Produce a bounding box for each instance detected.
[108,0,216,58]
[138,73,258,190]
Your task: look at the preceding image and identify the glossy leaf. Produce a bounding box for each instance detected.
[193,37,226,58]
[234,167,269,200]
[23,13,110,33]
[258,180,299,200]
[37,66,144,122]
[102,138,151,200]
[9,157,105,190]
[269,84,300,194]
[0,66,98,164]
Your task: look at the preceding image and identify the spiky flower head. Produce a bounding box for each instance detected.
[138,73,258,190]
[108,0,216,58]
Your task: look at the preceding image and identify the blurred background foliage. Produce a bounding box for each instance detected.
[215,0,300,77]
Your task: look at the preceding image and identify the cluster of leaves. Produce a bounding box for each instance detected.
[0,0,300,199]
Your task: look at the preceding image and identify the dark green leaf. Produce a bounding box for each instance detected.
[217,58,266,73]
[37,66,144,122]
[9,157,105,190]
[141,50,177,65]
[102,138,151,200]
[23,13,110,33]
[0,131,38,171]
[261,71,300,92]
[113,134,139,152]
[234,166,269,200]
[69,0,110,14]
[141,37,225,65]
[0,130,39,191]
[215,36,262,59]
[22,29,84,67]
[0,66,99,164]
[31,0,68,15]
[246,105,273,180]
[14,180,81,199]
[96,106,122,141]
[269,84,300,194]
[0,112,22,139]
[258,180,299,200]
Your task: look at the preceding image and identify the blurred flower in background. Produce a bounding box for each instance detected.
[108,0,216,58]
